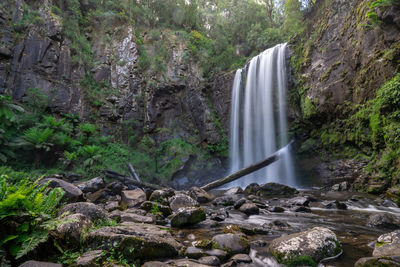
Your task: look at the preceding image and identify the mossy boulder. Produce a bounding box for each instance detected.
[212,233,250,255]
[354,255,400,267]
[84,222,182,260]
[170,207,206,227]
[373,230,400,257]
[257,183,298,197]
[269,227,341,266]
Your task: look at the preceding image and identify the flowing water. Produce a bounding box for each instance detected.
[229,43,296,189]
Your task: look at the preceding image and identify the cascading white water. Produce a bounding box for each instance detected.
[228,43,296,188]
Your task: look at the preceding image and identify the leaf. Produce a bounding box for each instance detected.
[0,235,18,246]
[16,231,48,259]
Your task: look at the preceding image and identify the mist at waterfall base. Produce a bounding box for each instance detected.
[226,43,299,189]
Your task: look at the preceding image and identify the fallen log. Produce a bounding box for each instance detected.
[105,170,163,190]
[201,141,293,191]
[126,162,142,182]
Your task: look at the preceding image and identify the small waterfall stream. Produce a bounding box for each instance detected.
[229,43,296,188]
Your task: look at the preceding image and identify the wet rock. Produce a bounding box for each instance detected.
[265,220,291,230]
[170,207,206,227]
[204,249,228,260]
[85,223,181,260]
[109,209,122,222]
[77,177,106,193]
[244,183,260,195]
[331,181,350,191]
[270,206,285,212]
[120,212,154,224]
[19,261,62,267]
[189,187,214,203]
[354,255,400,267]
[230,254,252,263]
[58,202,107,222]
[321,200,347,210]
[198,256,220,266]
[104,201,119,212]
[121,189,146,208]
[373,230,400,257]
[238,225,269,235]
[212,233,250,254]
[142,261,174,267]
[287,196,310,206]
[140,201,172,217]
[269,227,341,266]
[225,187,243,195]
[40,178,83,203]
[210,209,229,221]
[233,198,247,209]
[239,203,259,216]
[76,250,104,266]
[166,259,213,267]
[212,195,238,206]
[55,213,92,243]
[381,199,398,208]
[250,240,268,247]
[169,193,199,211]
[149,189,175,204]
[185,246,207,259]
[367,213,400,230]
[292,206,312,213]
[257,183,298,197]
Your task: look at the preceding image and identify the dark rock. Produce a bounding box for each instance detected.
[166,259,213,267]
[212,233,249,254]
[230,254,252,263]
[170,207,206,227]
[233,198,247,210]
[55,213,92,243]
[107,182,124,196]
[257,183,298,197]
[210,209,229,222]
[85,223,182,260]
[169,193,198,211]
[269,227,341,265]
[367,213,400,230]
[109,210,122,222]
[19,261,62,267]
[142,262,174,267]
[140,201,172,217]
[270,206,285,212]
[264,220,291,230]
[212,195,239,206]
[239,203,259,216]
[321,200,347,210]
[373,230,400,257]
[198,256,220,266]
[204,249,228,261]
[149,189,175,204]
[355,256,400,266]
[40,178,83,203]
[189,187,213,203]
[104,201,120,212]
[238,225,269,235]
[292,206,312,213]
[244,183,260,195]
[77,177,106,193]
[58,202,108,222]
[121,189,147,208]
[185,246,207,259]
[224,186,243,195]
[287,196,310,206]
[76,250,104,267]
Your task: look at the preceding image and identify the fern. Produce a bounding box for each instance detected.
[15,230,48,259]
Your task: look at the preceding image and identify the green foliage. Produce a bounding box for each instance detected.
[284,0,306,37]
[367,0,400,26]
[207,101,229,157]
[0,174,64,259]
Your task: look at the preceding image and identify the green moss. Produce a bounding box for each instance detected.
[301,97,318,119]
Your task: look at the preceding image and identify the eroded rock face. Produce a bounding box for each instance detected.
[269,227,341,265]
[373,230,400,257]
[85,223,182,260]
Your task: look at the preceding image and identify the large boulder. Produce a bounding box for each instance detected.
[121,189,147,208]
[40,178,83,202]
[169,194,198,211]
[367,213,400,230]
[140,201,172,217]
[84,222,182,260]
[77,177,106,193]
[149,189,175,204]
[373,230,400,257]
[58,202,108,222]
[354,255,400,267]
[170,207,206,227]
[269,227,341,266]
[212,233,249,254]
[76,250,104,267]
[257,183,298,197]
[55,213,92,243]
[212,195,239,207]
[239,203,259,216]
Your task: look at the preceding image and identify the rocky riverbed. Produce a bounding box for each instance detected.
[14,177,400,267]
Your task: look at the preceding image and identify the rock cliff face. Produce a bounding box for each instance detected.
[290,0,400,190]
[0,0,233,187]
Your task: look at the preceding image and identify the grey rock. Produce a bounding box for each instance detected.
[169,193,198,211]
[19,261,62,267]
[40,178,83,203]
[367,213,400,230]
[76,250,104,267]
[140,201,172,217]
[121,189,147,208]
[204,249,228,261]
[142,262,174,267]
[269,227,341,264]
[198,256,220,266]
[149,189,175,204]
[233,198,248,210]
[189,187,213,203]
[257,183,298,197]
[212,195,239,206]
[58,202,107,222]
[185,246,206,259]
[55,213,92,243]
[170,207,206,227]
[120,212,154,224]
[224,187,243,195]
[230,254,252,263]
[355,256,400,266]
[104,201,120,212]
[244,183,260,195]
[239,202,259,216]
[270,206,285,212]
[77,177,106,193]
[373,230,400,257]
[212,233,249,254]
[287,196,310,206]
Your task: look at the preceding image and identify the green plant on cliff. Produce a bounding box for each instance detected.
[367,0,400,26]
[0,174,65,260]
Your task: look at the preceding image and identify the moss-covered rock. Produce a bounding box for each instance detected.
[170,207,206,227]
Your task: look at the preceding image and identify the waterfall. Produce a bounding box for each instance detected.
[228,43,296,188]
